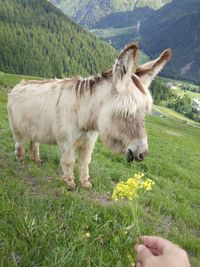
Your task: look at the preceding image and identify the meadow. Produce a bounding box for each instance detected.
[175,88,200,100]
[153,105,200,127]
[0,73,200,267]
[162,77,200,99]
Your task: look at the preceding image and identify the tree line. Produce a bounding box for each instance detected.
[0,0,116,78]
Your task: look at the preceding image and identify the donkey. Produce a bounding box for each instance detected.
[8,43,171,189]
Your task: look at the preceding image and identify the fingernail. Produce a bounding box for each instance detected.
[137,244,145,253]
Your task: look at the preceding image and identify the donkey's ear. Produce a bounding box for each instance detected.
[136,49,172,88]
[114,43,138,80]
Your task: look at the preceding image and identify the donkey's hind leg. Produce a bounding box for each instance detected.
[15,141,25,162]
[30,141,41,163]
[9,115,25,162]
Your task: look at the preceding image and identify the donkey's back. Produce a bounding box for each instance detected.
[8,79,76,145]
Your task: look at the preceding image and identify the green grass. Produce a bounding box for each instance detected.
[138,50,150,65]
[0,72,43,88]
[1,74,200,266]
[90,26,138,50]
[91,26,136,39]
[175,88,200,99]
[153,105,200,126]
[162,77,200,99]
[91,26,150,65]
[170,78,199,91]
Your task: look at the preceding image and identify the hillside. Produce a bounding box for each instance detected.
[140,0,200,84]
[90,7,153,50]
[90,0,200,84]
[1,73,200,267]
[0,0,116,78]
[50,0,171,28]
[94,7,154,29]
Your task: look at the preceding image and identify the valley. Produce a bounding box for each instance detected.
[51,0,200,84]
[50,0,171,28]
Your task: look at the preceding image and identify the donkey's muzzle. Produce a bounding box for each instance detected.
[125,149,148,162]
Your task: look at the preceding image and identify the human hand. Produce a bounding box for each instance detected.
[135,236,191,267]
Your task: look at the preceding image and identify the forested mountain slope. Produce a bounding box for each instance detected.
[94,7,154,29]
[0,0,116,78]
[140,0,200,83]
[83,0,200,84]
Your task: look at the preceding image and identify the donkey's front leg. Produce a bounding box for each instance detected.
[59,144,76,189]
[78,134,97,189]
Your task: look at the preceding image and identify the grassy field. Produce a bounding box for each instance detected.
[153,105,200,126]
[91,27,136,39]
[90,27,149,65]
[0,72,43,88]
[162,77,200,99]
[175,88,200,99]
[1,73,200,266]
[91,26,139,51]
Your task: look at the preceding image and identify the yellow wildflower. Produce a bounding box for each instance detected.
[112,173,154,201]
[85,232,91,238]
[142,179,155,191]
[112,173,155,248]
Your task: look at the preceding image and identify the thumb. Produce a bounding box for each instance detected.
[136,244,153,264]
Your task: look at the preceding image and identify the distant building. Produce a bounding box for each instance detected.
[166,82,176,89]
[193,99,200,111]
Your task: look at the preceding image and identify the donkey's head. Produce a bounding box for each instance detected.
[98,43,171,162]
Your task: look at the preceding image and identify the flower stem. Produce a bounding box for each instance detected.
[131,200,142,242]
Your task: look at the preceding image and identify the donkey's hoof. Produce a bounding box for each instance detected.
[62,176,76,190]
[81,180,93,189]
[15,152,24,162]
[31,158,42,164]
[67,181,76,190]
[15,156,24,162]
[36,159,43,164]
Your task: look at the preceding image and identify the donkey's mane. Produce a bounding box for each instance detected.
[21,67,146,98]
[74,69,112,96]
[74,69,146,97]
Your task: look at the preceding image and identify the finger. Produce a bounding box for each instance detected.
[136,262,143,267]
[147,247,161,256]
[140,236,174,252]
[136,244,160,256]
[136,244,153,264]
